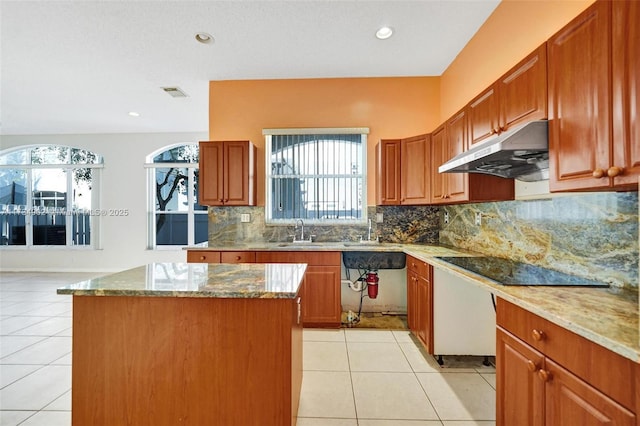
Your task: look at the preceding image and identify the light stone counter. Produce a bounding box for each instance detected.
[57,262,306,299]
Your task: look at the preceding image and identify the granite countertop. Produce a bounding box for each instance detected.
[188,241,640,362]
[57,262,306,299]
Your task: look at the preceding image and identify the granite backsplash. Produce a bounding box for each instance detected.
[208,191,638,288]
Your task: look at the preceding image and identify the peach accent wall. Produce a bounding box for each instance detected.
[439,0,596,123]
[209,77,440,205]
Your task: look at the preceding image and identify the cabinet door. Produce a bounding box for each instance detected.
[496,327,545,426]
[198,142,225,206]
[611,0,640,188]
[223,141,254,206]
[401,134,431,205]
[377,140,401,205]
[468,85,499,146]
[430,125,447,204]
[446,110,468,202]
[544,358,635,426]
[406,269,417,332]
[499,44,548,131]
[301,265,341,327]
[548,1,612,192]
[416,271,433,354]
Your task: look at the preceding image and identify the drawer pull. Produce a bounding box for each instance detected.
[532,329,545,341]
[200,256,206,261]
[235,256,242,261]
[538,369,551,382]
[526,360,538,373]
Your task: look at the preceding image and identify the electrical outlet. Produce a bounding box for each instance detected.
[475,212,482,226]
[444,212,449,224]
[240,213,251,223]
[376,213,384,223]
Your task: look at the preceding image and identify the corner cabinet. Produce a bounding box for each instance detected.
[548,0,639,192]
[376,135,431,205]
[496,298,636,426]
[198,140,257,206]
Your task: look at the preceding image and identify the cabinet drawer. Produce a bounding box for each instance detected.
[255,251,340,266]
[497,298,635,411]
[187,251,221,263]
[220,251,256,263]
[406,255,430,278]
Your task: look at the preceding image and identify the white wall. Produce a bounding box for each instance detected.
[0,132,207,272]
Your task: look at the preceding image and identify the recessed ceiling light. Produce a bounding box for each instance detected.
[128,111,140,117]
[376,26,394,40]
[161,87,189,98]
[195,32,214,44]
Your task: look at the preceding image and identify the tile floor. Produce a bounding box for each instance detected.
[1,272,496,426]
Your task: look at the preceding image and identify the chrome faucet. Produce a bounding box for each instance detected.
[295,219,305,242]
[367,218,373,241]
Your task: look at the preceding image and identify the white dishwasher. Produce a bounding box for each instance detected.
[432,267,496,357]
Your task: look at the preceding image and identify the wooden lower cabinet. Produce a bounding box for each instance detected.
[406,255,433,353]
[255,251,342,328]
[497,298,636,426]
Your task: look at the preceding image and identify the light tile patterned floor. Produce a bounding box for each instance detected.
[0,272,496,426]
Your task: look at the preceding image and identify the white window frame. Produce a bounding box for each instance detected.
[145,144,207,249]
[264,127,368,225]
[0,145,103,249]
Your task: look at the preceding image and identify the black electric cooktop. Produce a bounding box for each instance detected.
[435,256,609,287]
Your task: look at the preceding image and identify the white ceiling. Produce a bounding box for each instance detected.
[0,0,500,136]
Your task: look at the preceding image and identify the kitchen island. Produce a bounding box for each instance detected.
[58,262,306,426]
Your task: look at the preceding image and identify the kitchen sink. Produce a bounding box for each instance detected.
[342,241,380,247]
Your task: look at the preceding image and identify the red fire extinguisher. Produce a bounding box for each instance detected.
[366,271,379,299]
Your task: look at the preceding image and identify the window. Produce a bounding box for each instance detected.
[0,145,102,247]
[264,128,368,224]
[146,144,207,248]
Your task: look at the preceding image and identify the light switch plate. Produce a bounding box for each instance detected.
[444,212,449,224]
[240,213,251,223]
[376,213,384,223]
[475,212,482,226]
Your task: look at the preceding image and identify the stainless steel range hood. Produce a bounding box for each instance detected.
[438,120,549,182]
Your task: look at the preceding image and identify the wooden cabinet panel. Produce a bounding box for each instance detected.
[499,43,548,131]
[376,139,401,205]
[611,0,640,188]
[199,141,256,206]
[496,328,545,426]
[430,125,447,203]
[400,134,431,205]
[406,255,433,353]
[545,358,635,426]
[468,85,499,146]
[548,1,612,191]
[220,251,256,263]
[445,110,468,202]
[187,250,221,263]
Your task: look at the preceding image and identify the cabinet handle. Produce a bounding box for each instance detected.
[592,168,605,179]
[235,256,241,261]
[200,256,206,261]
[526,360,538,373]
[538,369,551,382]
[532,329,545,341]
[296,297,302,325]
[219,199,224,202]
[607,166,622,177]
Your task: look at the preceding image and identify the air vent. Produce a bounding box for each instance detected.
[161,87,188,98]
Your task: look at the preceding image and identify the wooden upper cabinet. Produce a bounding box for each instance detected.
[499,43,548,131]
[400,134,431,205]
[445,110,468,202]
[199,141,256,206]
[376,139,401,205]
[468,84,499,146]
[548,1,612,192]
[430,124,447,203]
[611,0,640,188]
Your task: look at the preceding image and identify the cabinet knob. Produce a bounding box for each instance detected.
[592,168,605,178]
[607,166,622,177]
[526,360,538,373]
[219,199,224,203]
[538,369,551,382]
[531,329,545,341]
[235,256,241,261]
[200,256,206,261]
